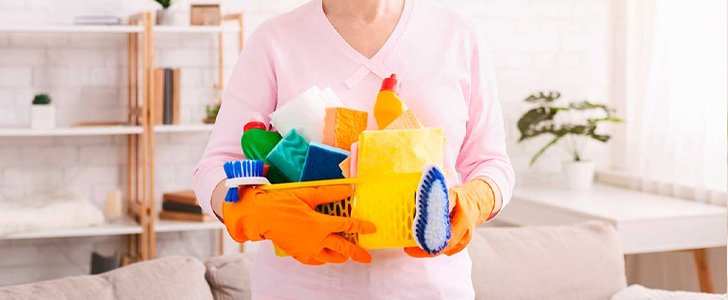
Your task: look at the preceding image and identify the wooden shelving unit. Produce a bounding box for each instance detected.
[0,11,243,264]
[147,13,245,258]
[0,14,153,262]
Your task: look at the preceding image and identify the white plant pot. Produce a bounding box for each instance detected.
[563,160,594,191]
[30,104,55,129]
[156,9,174,25]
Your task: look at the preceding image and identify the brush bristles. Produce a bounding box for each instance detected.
[414,164,451,255]
[223,160,265,203]
[225,188,239,203]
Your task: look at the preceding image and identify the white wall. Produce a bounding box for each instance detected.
[2,0,720,293]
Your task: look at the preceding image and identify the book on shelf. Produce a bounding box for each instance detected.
[163,68,173,124]
[159,211,215,222]
[162,190,197,206]
[153,68,182,125]
[172,69,181,124]
[162,201,202,215]
[154,69,165,125]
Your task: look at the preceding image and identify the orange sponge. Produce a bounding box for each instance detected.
[322,107,368,151]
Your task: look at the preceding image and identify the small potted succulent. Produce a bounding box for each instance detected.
[517,91,623,190]
[30,93,55,129]
[154,0,174,25]
[203,102,220,124]
[203,86,222,124]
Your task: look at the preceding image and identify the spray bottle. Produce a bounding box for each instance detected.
[240,112,289,183]
[373,74,408,129]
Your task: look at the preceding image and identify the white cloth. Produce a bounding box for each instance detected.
[0,191,104,236]
[269,86,342,143]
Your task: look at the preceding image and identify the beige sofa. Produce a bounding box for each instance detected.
[0,222,719,299]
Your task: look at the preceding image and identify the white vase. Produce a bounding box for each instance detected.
[30,104,55,129]
[563,160,594,191]
[156,9,173,25]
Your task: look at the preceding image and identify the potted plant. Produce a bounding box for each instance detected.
[154,0,173,25]
[30,93,55,129]
[517,91,623,190]
[203,102,220,124]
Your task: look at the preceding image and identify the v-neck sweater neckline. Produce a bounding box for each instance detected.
[311,0,415,84]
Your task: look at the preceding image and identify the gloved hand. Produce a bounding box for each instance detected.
[404,178,496,257]
[223,185,376,265]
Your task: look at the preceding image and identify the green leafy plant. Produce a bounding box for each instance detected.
[32,93,51,105]
[154,0,172,9]
[517,91,623,165]
[205,102,220,121]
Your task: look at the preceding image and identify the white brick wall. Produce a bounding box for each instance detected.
[0,0,620,287]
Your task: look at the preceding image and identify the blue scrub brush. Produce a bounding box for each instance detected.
[223,160,270,203]
[413,163,451,255]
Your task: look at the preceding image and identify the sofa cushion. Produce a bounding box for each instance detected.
[469,221,627,300]
[101,256,214,300]
[0,275,113,300]
[205,254,254,300]
[0,256,214,300]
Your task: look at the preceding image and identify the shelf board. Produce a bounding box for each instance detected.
[154,124,213,133]
[0,126,143,137]
[0,25,239,34]
[0,24,143,33]
[154,25,240,33]
[1,216,142,240]
[154,218,224,233]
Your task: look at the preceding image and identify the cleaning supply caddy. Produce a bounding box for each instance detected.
[224,76,452,259]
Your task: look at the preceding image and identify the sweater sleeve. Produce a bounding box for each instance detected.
[193,25,277,217]
[455,25,515,219]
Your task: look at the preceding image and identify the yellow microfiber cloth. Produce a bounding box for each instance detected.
[383,109,423,130]
[357,128,445,177]
[322,107,368,151]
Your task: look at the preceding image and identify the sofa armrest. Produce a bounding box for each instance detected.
[205,254,255,300]
[0,256,214,300]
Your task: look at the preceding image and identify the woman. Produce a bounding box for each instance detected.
[194,0,515,298]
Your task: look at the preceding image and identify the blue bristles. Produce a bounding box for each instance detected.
[413,163,451,255]
[223,160,264,203]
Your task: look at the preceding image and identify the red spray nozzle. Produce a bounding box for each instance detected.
[243,112,266,132]
[380,74,400,94]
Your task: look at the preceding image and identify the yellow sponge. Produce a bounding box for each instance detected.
[322,107,368,151]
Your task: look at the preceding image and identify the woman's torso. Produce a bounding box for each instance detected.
[249,1,479,299]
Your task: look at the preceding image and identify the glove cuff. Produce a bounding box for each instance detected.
[222,201,252,244]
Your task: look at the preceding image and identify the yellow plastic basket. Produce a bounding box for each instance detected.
[261,128,445,256]
[260,172,422,255]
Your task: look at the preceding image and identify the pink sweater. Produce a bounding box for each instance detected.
[193,0,515,298]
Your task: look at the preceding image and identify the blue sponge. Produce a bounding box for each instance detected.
[299,142,350,182]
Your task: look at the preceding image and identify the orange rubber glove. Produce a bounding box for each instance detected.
[404,178,497,257]
[223,185,377,265]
